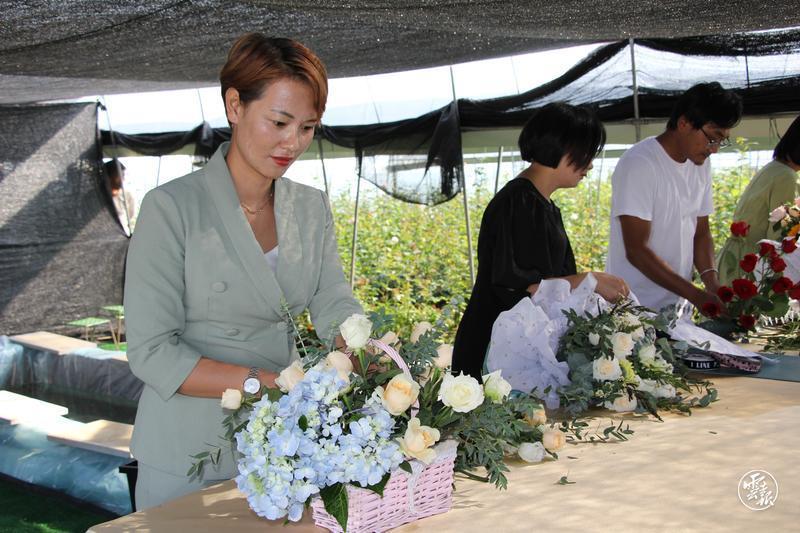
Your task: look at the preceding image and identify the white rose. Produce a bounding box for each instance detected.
[588,332,600,346]
[610,331,634,359]
[638,344,657,363]
[518,441,546,463]
[410,321,433,343]
[604,393,638,412]
[397,417,440,464]
[542,429,566,452]
[654,383,677,399]
[438,372,484,413]
[482,370,512,403]
[524,408,548,426]
[592,357,622,381]
[631,326,645,341]
[220,388,243,410]
[769,206,788,223]
[274,360,305,392]
[434,344,453,369]
[379,373,420,415]
[340,313,373,349]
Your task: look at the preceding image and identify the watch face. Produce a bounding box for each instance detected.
[243,377,261,394]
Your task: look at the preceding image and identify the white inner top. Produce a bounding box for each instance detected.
[264,245,279,273]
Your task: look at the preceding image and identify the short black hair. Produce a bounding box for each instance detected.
[518,102,606,170]
[104,159,126,179]
[666,82,743,130]
[773,114,800,166]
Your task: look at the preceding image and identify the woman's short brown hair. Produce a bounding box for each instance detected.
[220,33,328,117]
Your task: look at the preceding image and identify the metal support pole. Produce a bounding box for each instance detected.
[317,138,330,196]
[450,65,475,286]
[349,162,362,287]
[494,146,503,195]
[629,37,641,142]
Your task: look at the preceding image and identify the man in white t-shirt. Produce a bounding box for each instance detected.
[606,82,742,314]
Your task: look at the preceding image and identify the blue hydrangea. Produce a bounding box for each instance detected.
[235,368,404,521]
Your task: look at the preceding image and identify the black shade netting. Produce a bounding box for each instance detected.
[0,103,129,335]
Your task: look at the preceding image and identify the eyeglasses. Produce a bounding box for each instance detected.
[700,128,731,149]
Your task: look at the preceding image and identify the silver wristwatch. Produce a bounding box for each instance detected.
[243,367,261,395]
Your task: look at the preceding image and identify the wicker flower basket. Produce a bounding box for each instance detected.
[310,439,458,533]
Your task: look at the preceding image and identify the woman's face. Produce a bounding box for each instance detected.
[555,155,593,189]
[226,77,319,180]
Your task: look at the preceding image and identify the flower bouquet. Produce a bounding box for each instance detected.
[196,313,556,532]
[769,196,800,242]
[714,219,800,334]
[557,301,717,419]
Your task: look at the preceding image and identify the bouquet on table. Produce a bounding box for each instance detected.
[557,301,717,419]
[196,313,557,532]
[485,275,716,419]
[714,215,800,333]
[769,196,800,242]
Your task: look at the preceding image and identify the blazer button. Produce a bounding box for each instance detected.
[225,328,240,337]
[212,281,227,292]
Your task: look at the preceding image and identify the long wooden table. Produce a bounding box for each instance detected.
[90,376,799,532]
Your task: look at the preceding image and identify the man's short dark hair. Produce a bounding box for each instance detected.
[104,159,126,189]
[773,114,800,166]
[518,102,606,170]
[666,82,743,130]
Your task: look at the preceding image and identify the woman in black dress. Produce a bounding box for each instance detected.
[453,103,629,380]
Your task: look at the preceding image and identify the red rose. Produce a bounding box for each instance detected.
[782,238,798,254]
[739,253,758,273]
[758,242,776,257]
[771,257,787,273]
[772,277,794,294]
[732,278,758,300]
[717,286,735,303]
[789,284,800,300]
[701,302,721,318]
[738,314,756,330]
[730,221,750,237]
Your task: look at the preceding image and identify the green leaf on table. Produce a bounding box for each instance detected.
[364,472,392,497]
[557,475,575,485]
[320,483,349,532]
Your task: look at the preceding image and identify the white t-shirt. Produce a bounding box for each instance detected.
[264,245,279,273]
[606,137,713,312]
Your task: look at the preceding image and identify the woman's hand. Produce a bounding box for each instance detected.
[592,272,630,303]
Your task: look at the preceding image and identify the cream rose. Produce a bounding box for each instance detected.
[542,429,566,452]
[274,360,305,392]
[410,321,433,343]
[397,417,440,464]
[340,313,373,349]
[378,331,400,346]
[592,356,622,381]
[604,393,638,412]
[610,331,634,359]
[434,344,454,369]
[379,373,420,415]
[631,326,645,342]
[769,206,788,223]
[518,441,546,463]
[524,408,548,427]
[220,388,243,410]
[318,350,353,383]
[438,372,484,413]
[482,370,512,403]
[588,332,600,346]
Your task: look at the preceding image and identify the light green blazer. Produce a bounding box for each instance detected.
[124,143,362,478]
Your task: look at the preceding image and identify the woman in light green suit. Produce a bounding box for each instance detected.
[124,34,362,509]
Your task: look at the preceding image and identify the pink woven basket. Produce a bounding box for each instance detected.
[310,339,457,532]
[310,440,458,533]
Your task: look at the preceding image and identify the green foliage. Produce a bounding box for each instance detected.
[329,144,762,340]
[320,483,349,532]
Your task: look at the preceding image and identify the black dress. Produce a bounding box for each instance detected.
[452,177,577,380]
